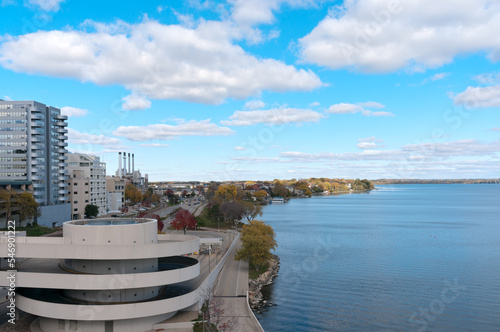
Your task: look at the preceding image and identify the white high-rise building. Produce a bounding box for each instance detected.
[0,100,70,226]
[68,153,107,216]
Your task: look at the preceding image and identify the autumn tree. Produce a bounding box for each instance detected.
[18,192,39,226]
[214,184,237,203]
[241,201,263,222]
[236,220,277,271]
[125,184,143,204]
[253,189,268,201]
[272,181,291,197]
[0,188,17,222]
[138,212,164,233]
[171,208,197,234]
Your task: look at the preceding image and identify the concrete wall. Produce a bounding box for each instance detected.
[37,203,71,227]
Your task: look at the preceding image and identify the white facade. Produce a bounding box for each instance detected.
[106,176,125,213]
[0,218,201,332]
[68,153,107,216]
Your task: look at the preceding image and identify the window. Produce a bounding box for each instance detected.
[74,201,77,204]
[73,191,77,194]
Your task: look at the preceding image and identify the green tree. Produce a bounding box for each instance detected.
[236,220,277,271]
[18,192,39,226]
[84,204,99,218]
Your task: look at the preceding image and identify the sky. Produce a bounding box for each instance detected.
[1,0,499,181]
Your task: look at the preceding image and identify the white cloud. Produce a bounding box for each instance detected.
[27,0,64,11]
[0,20,322,105]
[357,142,377,149]
[327,102,394,117]
[299,0,500,73]
[431,72,450,81]
[221,107,324,126]
[113,119,234,141]
[140,143,170,147]
[309,101,320,107]
[61,106,88,117]
[473,71,500,85]
[358,136,384,143]
[328,103,362,114]
[453,84,500,108]
[2,95,12,101]
[244,100,265,110]
[68,128,125,149]
[357,137,384,149]
[122,95,151,111]
[234,146,246,150]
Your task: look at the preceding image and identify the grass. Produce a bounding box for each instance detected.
[0,224,60,237]
[249,261,269,280]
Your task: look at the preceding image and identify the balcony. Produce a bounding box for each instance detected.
[57,148,67,154]
[55,121,68,127]
[57,175,67,181]
[56,141,68,147]
[30,113,43,120]
[30,174,44,180]
[56,135,68,141]
[58,196,68,202]
[55,128,68,134]
[30,135,43,142]
[33,182,45,188]
[58,168,67,174]
[30,128,44,135]
[30,152,44,158]
[59,182,69,188]
[58,189,69,195]
[57,162,68,168]
[54,114,68,121]
[56,155,68,161]
[31,159,44,165]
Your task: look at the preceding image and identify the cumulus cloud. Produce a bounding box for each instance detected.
[431,72,450,81]
[299,0,500,73]
[68,128,125,149]
[113,119,234,141]
[140,143,170,147]
[327,102,394,117]
[244,100,265,110]
[122,95,151,111]
[61,106,88,117]
[453,84,500,108]
[25,0,64,11]
[221,107,324,126]
[357,137,384,149]
[0,20,322,105]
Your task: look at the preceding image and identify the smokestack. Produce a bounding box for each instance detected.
[132,154,135,174]
[123,152,127,174]
[128,153,131,175]
[118,152,122,177]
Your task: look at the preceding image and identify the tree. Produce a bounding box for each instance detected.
[171,209,197,234]
[138,212,164,233]
[0,188,17,222]
[236,220,277,271]
[125,184,143,204]
[84,204,99,218]
[253,189,268,201]
[219,200,244,224]
[241,201,263,222]
[272,181,291,197]
[214,184,237,203]
[18,192,39,226]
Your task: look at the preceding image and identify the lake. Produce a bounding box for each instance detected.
[257,184,500,331]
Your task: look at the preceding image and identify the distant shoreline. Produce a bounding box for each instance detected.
[372,179,500,185]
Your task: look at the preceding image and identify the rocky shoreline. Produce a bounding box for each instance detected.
[248,255,280,310]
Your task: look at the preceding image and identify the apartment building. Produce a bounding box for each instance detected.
[106,175,125,214]
[0,100,70,226]
[68,153,107,216]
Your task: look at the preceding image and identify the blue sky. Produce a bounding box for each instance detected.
[1,0,499,181]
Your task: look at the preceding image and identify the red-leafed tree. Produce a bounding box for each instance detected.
[138,212,164,233]
[171,209,197,234]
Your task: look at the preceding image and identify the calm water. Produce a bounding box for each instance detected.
[258,184,500,331]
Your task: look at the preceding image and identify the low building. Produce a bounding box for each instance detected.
[68,170,89,220]
[0,218,201,332]
[106,176,125,214]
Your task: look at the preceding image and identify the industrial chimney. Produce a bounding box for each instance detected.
[123,152,127,174]
[128,153,131,175]
[132,154,135,174]
[118,152,122,177]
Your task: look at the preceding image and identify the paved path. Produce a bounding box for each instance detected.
[213,239,264,332]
